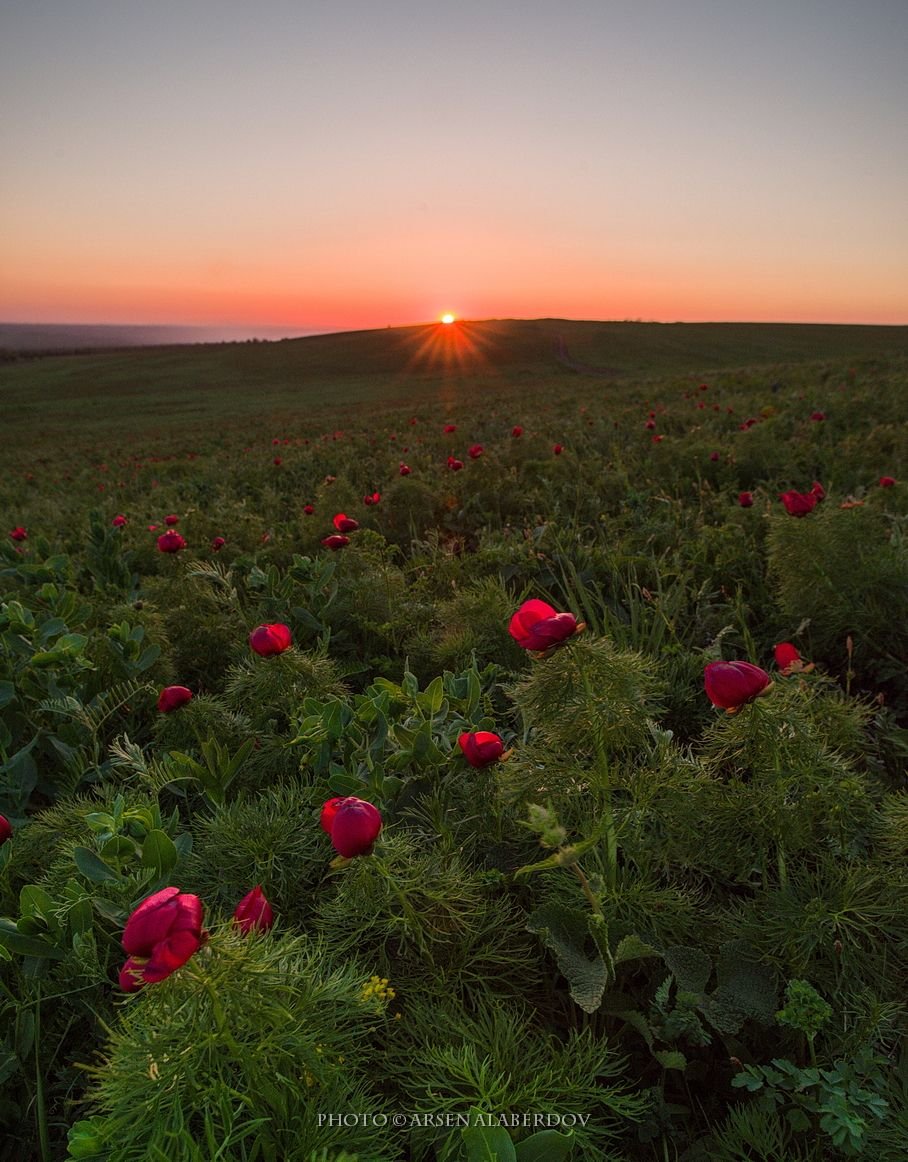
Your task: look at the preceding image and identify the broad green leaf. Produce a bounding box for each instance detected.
[73,846,120,883]
[141,830,179,875]
[515,1129,574,1161]
[614,933,660,964]
[461,1125,517,1162]
[655,1049,688,1071]
[0,681,15,709]
[0,920,64,960]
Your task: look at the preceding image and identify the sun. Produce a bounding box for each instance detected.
[440,313,456,325]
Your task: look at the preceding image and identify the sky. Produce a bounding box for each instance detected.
[2,0,907,331]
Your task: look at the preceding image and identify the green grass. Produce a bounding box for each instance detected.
[3,319,907,449]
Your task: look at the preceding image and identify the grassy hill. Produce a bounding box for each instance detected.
[2,319,907,451]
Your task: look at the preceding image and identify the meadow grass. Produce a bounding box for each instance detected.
[1,320,907,1161]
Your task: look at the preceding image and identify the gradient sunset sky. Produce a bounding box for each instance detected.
[2,0,907,331]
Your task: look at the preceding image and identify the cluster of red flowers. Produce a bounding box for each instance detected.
[779,480,825,517]
[118,884,274,992]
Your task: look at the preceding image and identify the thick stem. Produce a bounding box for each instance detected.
[571,862,602,917]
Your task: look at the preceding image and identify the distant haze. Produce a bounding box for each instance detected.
[0,322,329,353]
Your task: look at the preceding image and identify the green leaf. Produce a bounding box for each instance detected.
[327,772,363,796]
[141,830,179,875]
[515,1129,574,1161]
[0,681,15,709]
[655,1050,688,1071]
[19,885,58,931]
[614,933,660,964]
[461,1125,517,1162]
[0,919,64,960]
[73,846,120,883]
[526,903,610,1013]
[663,945,712,993]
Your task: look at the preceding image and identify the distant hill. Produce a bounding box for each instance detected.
[1,318,906,447]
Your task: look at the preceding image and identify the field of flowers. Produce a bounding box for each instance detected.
[1,325,907,1160]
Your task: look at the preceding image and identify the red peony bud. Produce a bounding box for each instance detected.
[399,463,411,476]
[211,536,226,551]
[249,623,292,656]
[458,730,505,768]
[703,660,771,711]
[511,426,523,437]
[710,451,720,462]
[363,491,381,506]
[157,530,187,553]
[324,797,382,858]
[9,526,27,542]
[810,481,826,501]
[810,411,826,421]
[164,515,180,526]
[157,685,193,713]
[779,490,818,517]
[233,886,274,934]
[738,491,754,507]
[443,423,457,433]
[320,797,347,835]
[112,514,128,528]
[468,444,483,459]
[509,599,578,651]
[553,444,564,455]
[303,504,315,515]
[771,646,799,673]
[447,456,464,471]
[119,887,205,990]
[879,476,896,488]
[333,513,359,533]
[0,814,12,845]
[322,534,350,551]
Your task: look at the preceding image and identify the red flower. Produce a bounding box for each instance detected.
[399,463,411,476]
[148,524,159,531]
[303,504,315,515]
[468,444,483,459]
[444,423,457,433]
[233,886,274,934]
[157,685,193,713]
[0,815,11,845]
[511,426,523,437]
[333,513,359,533]
[320,797,346,835]
[249,623,292,656]
[273,456,282,466]
[323,797,382,858]
[810,411,826,421]
[322,534,350,550]
[363,492,381,506]
[703,660,771,711]
[738,491,754,507]
[709,451,720,462]
[810,481,826,502]
[644,419,656,430]
[879,476,896,488]
[651,435,664,444]
[458,731,505,768]
[447,456,464,471]
[112,514,128,528]
[553,444,564,455]
[164,515,180,526]
[779,490,818,517]
[773,642,802,675]
[211,536,226,551]
[509,599,578,651]
[157,531,187,553]
[8,527,27,542]
[119,887,205,992]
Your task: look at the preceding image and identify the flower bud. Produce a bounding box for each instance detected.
[458,731,505,768]
[249,623,292,656]
[157,685,193,713]
[233,886,274,934]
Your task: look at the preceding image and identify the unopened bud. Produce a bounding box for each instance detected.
[833,939,843,955]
